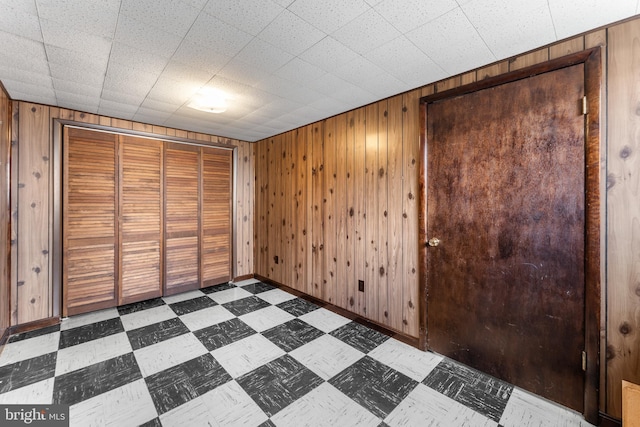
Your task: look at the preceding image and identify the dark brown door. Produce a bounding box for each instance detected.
[426,64,586,411]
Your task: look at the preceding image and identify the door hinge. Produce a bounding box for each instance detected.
[582,350,587,371]
[582,96,588,115]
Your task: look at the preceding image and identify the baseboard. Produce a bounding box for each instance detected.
[0,327,9,346]
[599,411,621,427]
[233,273,255,282]
[9,316,60,336]
[254,274,419,348]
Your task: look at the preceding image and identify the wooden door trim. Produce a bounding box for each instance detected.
[418,47,601,424]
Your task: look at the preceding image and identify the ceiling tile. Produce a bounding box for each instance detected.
[407,8,496,75]
[36,0,120,38]
[114,15,182,57]
[0,0,37,14]
[332,9,401,54]
[272,0,295,7]
[329,83,376,109]
[288,0,370,33]
[1,79,55,98]
[204,0,284,36]
[257,10,326,56]
[183,11,254,57]
[103,63,159,98]
[160,61,214,86]
[364,36,446,87]
[41,18,112,58]
[133,108,173,124]
[146,76,201,105]
[110,42,170,75]
[98,99,139,116]
[234,38,294,73]
[298,36,360,72]
[333,56,386,86]
[374,0,458,33]
[0,64,51,88]
[309,97,350,115]
[45,45,108,76]
[140,98,179,113]
[0,32,49,74]
[0,3,42,42]
[101,89,146,106]
[120,0,201,37]
[53,79,101,98]
[55,91,100,110]
[255,75,323,105]
[548,0,638,39]
[273,58,327,85]
[4,89,56,105]
[170,42,232,75]
[462,0,556,59]
[216,59,274,87]
[203,75,252,99]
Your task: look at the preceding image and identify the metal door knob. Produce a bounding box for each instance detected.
[428,237,440,247]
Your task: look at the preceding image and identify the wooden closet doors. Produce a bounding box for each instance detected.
[64,128,118,316]
[119,135,163,304]
[201,148,232,286]
[64,129,233,315]
[164,144,201,295]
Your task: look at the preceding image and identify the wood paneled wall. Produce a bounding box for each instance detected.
[255,91,427,338]
[0,84,10,344]
[10,103,254,326]
[253,17,640,420]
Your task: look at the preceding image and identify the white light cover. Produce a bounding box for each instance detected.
[188,88,229,113]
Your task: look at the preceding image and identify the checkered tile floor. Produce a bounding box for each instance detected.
[0,279,593,427]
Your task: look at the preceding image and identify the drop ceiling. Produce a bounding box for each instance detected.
[0,0,637,142]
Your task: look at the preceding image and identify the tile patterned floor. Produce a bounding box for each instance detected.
[0,279,594,427]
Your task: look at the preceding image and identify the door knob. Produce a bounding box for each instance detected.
[428,237,441,247]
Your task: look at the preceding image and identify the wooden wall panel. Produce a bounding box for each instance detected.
[345,112,357,311]
[0,84,10,342]
[283,132,293,289]
[17,103,51,323]
[201,148,232,286]
[387,95,405,332]
[376,100,389,325]
[354,109,367,316]
[606,20,640,419]
[365,103,379,320]
[164,145,200,294]
[310,123,324,299]
[324,118,337,304]
[119,136,163,304]
[335,116,349,309]
[294,129,308,292]
[402,89,421,336]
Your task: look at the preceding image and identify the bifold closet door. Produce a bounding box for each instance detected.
[63,128,118,316]
[164,143,200,295]
[201,148,232,285]
[119,136,163,304]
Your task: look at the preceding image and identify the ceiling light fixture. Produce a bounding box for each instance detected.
[188,88,228,114]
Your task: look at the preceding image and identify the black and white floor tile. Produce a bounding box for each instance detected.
[0,278,595,427]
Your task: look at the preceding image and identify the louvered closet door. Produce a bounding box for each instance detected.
[119,136,163,304]
[64,128,118,316]
[201,148,232,286]
[164,144,200,295]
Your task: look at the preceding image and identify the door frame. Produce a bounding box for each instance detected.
[417,47,601,424]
